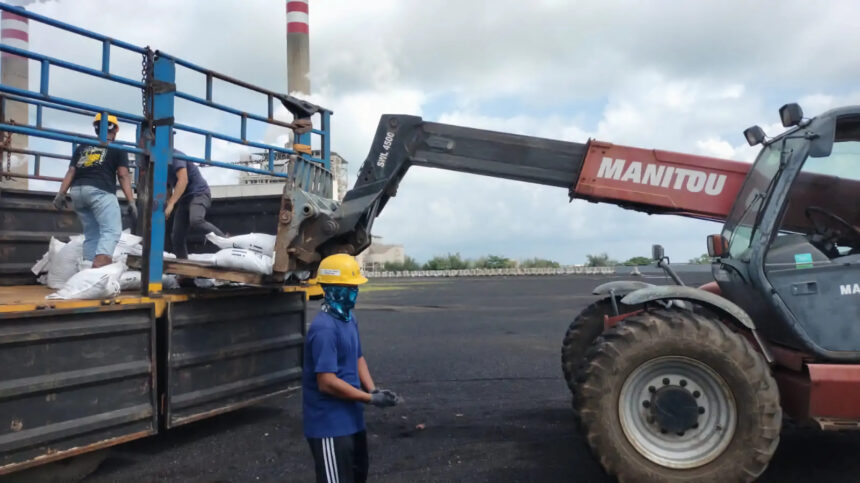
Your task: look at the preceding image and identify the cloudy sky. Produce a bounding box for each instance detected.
[16,0,860,264]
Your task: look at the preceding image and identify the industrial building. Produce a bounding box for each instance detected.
[356,236,406,271]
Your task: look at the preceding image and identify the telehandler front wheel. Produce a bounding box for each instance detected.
[575,309,781,482]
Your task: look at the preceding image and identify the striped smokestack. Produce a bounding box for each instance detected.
[286,0,310,95]
[1,7,29,189]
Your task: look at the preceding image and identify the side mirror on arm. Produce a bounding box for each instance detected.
[707,234,728,258]
[743,125,766,146]
[779,103,803,127]
[652,244,665,261]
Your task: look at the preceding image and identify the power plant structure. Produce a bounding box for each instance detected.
[213,0,349,201]
[0,2,29,189]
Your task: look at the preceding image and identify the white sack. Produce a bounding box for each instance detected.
[194,278,229,288]
[162,274,180,289]
[213,248,273,275]
[114,231,144,259]
[120,229,142,246]
[32,237,63,275]
[114,240,141,259]
[188,253,217,264]
[112,241,137,261]
[47,236,84,289]
[47,261,125,300]
[118,271,180,291]
[206,232,275,255]
[119,271,141,291]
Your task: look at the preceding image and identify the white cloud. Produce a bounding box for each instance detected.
[15,0,860,264]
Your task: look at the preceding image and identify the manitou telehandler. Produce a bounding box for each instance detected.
[9,6,851,481]
[276,103,859,482]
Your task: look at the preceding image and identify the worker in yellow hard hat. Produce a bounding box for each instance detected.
[301,254,400,483]
[53,113,137,268]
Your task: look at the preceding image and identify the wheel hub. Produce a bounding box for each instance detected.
[651,386,699,433]
[618,356,737,469]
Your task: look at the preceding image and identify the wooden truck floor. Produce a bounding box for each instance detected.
[0,283,315,316]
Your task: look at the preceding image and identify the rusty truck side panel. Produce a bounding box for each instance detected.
[164,291,306,427]
[0,304,157,475]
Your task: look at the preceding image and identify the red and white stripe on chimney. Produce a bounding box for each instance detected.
[286,0,310,95]
[287,0,309,35]
[1,9,29,58]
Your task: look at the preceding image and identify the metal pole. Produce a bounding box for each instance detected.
[145,54,175,296]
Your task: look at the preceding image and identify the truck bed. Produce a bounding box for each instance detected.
[0,285,190,314]
[0,283,307,475]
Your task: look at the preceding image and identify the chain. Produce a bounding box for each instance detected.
[1,120,14,180]
[140,47,154,143]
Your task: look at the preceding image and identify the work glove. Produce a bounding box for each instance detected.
[52,193,67,211]
[369,389,400,408]
[128,203,139,220]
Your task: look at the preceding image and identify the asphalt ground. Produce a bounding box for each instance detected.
[11,274,860,482]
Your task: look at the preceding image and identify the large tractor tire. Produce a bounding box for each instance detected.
[561,297,637,394]
[575,309,781,482]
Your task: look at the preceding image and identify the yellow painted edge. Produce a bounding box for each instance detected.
[0,292,192,316]
[282,282,323,300]
[0,304,38,313]
[147,283,163,293]
[1,284,307,316]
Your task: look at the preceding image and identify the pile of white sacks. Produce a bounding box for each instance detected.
[31,230,178,300]
[31,231,277,300]
[204,232,275,275]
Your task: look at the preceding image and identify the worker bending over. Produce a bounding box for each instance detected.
[302,254,400,483]
[54,113,136,268]
[164,150,224,259]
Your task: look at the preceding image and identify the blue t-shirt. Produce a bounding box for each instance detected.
[302,310,365,438]
[167,151,210,200]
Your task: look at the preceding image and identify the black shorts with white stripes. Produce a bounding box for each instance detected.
[307,430,368,483]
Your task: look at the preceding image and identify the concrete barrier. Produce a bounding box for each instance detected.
[363,266,618,279]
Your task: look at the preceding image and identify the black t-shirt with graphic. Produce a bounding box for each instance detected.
[69,144,129,193]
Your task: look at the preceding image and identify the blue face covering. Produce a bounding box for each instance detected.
[322,285,359,321]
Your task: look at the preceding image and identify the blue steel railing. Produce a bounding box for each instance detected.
[0,3,334,294]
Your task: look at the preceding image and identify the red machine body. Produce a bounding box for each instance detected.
[573,140,751,221]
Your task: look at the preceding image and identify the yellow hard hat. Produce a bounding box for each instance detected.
[93,113,119,128]
[317,254,367,286]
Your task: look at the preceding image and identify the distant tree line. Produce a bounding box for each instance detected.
[379,251,714,272]
[381,253,561,272]
[585,252,714,267]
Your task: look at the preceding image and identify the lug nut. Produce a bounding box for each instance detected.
[698,406,706,414]
[679,379,687,387]
[693,390,701,398]
[648,386,656,393]
[642,401,651,408]
[662,378,670,385]
[660,428,668,434]
[677,431,685,436]
[692,423,699,429]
